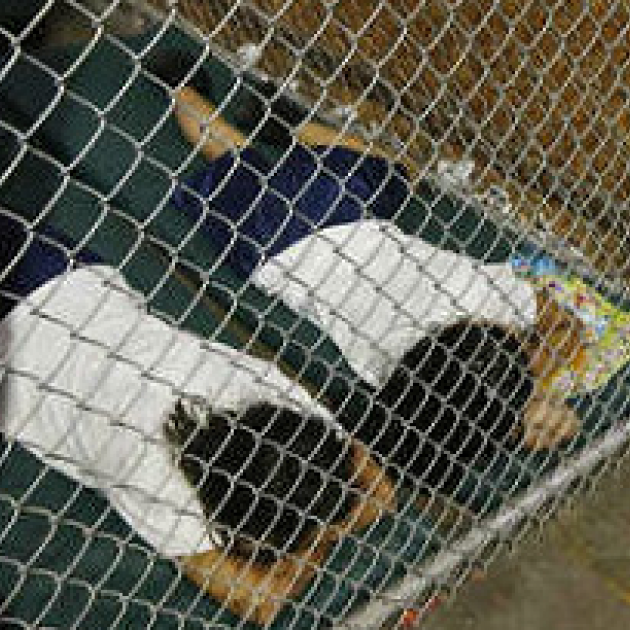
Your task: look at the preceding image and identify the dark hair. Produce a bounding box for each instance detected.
[146,49,214,96]
[350,322,534,499]
[165,400,357,564]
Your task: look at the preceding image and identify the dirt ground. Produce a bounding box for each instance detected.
[422,455,630,630]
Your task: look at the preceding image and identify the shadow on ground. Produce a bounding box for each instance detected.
[423,456,630,630]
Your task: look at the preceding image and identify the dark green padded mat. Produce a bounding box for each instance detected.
[2,8,629,628]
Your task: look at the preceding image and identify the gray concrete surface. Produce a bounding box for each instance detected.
[423,457,630,630]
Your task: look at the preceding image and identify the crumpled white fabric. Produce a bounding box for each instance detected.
[1,265,335,558]
[255,220,537,386]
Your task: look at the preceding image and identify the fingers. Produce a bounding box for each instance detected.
[174,86,248,159]
[522,396,580,450]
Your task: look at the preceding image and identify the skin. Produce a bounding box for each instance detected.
[169,87,400,624]
[522,393,580,451]
[174,86,248,158]
[170,84,587,616]
[174,85,409,165]
[521,289,586,450]
[181,439,396,626]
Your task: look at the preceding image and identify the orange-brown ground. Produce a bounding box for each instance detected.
[150,0,630,284]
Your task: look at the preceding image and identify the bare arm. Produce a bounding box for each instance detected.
[296,117,390,157]
[174,86,418,175]
[295,117,419,177]
[174,86,248,160]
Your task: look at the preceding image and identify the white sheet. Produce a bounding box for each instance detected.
[255,220,537,386]
[0,265,334,558]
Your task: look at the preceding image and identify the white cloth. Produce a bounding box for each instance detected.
[0,265,334,558]
[255,220,537,386]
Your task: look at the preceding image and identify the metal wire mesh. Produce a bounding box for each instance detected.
[2,1,630,629]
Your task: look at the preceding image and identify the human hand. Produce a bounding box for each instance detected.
[522,394,580,450]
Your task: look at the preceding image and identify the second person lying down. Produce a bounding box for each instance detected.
[163,71,582,500]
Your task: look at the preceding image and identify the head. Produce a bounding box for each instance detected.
[165,399,357,565]
[355,321,535,497]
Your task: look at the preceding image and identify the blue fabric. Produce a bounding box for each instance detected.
[0,213,100,316]
[171,145,410,277]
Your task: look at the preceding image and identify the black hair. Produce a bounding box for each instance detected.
[232,79,309,148]
[165,400,357,564]
[348,321,534,499]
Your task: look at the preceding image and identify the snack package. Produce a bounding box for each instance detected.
[512,254,630,397]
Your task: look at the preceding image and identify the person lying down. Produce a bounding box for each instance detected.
[167,76,586,503]
[0,231,396,625]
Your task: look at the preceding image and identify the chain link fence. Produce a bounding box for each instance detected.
[2,1,630,628]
